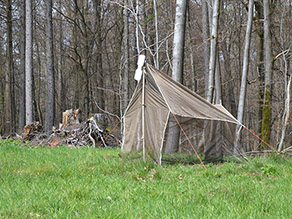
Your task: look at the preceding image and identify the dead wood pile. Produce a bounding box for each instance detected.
[10,109,120,148]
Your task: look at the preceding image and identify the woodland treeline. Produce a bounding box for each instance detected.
[0,0,292,152]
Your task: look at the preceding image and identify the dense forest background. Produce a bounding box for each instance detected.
[0,0,292,152]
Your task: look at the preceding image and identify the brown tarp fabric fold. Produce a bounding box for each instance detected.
[122,64,242,164]
[122,83,143,152]
[148,65,239,124]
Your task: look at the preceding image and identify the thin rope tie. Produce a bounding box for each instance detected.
[171,112,207,170]
[242,126,279,154]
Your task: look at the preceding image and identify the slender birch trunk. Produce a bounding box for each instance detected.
[234,0,254,153]
[206,0,220,103]
[278,4,290,152]
[165,0,187,154]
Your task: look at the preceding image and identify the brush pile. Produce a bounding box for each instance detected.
[11,109,120,148]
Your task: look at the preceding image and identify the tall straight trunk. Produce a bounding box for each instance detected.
[278,73,291,151]
[5,0,16,133]
[135,0,140,55]
[57,0,63,124]
[35,40,43,125]
[215,51,221,104]
[235,0,254,152]
[237,0,254,124]
[172,0,187,82]
[25,0,33,125]
[255,1,264,138]
[278,3,291,152]
[123,0,129,111]
[97,32,104,111]
[18,0,26,133]
[206,0,220,103]
[45,0,55,133]
[261,0,272,145]
[165,0,187,154]
[94,0,104,111]
[187,6,196,92]
[202,0,210,96]
[222,40,236,116]
[153,0,159,68]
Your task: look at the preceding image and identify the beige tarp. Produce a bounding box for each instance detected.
[122,64,242,164]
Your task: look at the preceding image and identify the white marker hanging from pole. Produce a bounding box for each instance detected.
[134,55,146,81]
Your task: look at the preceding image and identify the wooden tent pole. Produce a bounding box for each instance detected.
[142,69,146,161]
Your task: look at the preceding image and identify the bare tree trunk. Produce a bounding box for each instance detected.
[187,5,197,92]
[215,51,221,104]
[279,73,291,151]
[165,0,187,154]
[57,0,63,124]
[18,0,26,133]
[123,0,129,111]
[206,0,220,103]
[221,40,236,116]
[95,1,104,111]
[261,0,272,146]
[202,0,210,96]
[45,0,55,133]
[255,1,264,138]
[25,0,33,125]
[235,0,254,153]
[172,0,187,83]
[5,0,16,134]
[153,0,159,68]
[278,5,290,152]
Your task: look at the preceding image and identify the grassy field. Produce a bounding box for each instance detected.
[1,140,292,218]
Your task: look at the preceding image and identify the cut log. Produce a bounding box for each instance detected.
[60,109,80,130]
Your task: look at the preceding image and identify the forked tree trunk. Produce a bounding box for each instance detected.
[165,0,187,154]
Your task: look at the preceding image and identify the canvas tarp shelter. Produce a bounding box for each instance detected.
[121,64,242,164]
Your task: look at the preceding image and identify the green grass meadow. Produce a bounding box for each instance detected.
[1,140,292,218]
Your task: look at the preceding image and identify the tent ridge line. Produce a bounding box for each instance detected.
[146,64,173,112]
